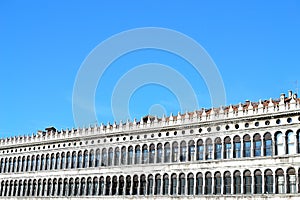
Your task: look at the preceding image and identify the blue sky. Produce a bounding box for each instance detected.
[1,1,300,138]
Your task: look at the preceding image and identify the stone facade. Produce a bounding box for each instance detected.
[0,91,300,199]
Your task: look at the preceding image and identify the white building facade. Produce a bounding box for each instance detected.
[0,91,300,199]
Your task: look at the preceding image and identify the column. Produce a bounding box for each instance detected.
[272,137,276,156]
[125,147,128,166]
[241,175,244,194]
[250,139,254,158]
[241,140,244,158]
[161,145,165,163]
[252,173,255,195]
[282,136,286,154]
[220,176,223,195]
[130,178,133,195]
[272,174,276,194]
[294,129,298,153]
[96,180,99,196]
[185,176,188,195]
[87,152,90,168]
[230,140,233,159]
[204,144,207,160]
[132,148,136,165]
[75,152,78,169]
[262,173,265,194]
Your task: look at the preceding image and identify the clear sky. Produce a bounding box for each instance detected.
[0,1,300,138]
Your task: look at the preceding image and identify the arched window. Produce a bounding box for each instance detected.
[89,150,94,167]
[4,158,8,173]
[286,130,295,154]
[142,145,148,164]
[215,138,222,160]
[149,144,155,163]
[224,171,231,194]
[233,136,241,158]
[47,179,52,196]
[188,140,195,161]
[147,175,154,195]
[50,153,55,170]
[275,131,284,155]
[276,168,285,194]
[264,133,272,156]
[77,151,82,168]
[99,177,105,195]
[135,146,140,164]
[205,138,213,160]
[243,170,252,194]
[140,175,146,195]
[171,174,177,195]
[253,133,262,157]
[164,143,170,163]
[81,178,86,196]
[23,180,27,196]
[197,139,204,160]
[214,172,221,194]
[40,155,45,171]
[180,141,187,162]
[254,170,262,194]
[118,176,124,195]
[179,173,185,195]
[128,146,133,165]
[101,149,107,166]
[71,152,76,169]
[104,147,114,166]
[58,179,62,196]
[155,174,161,195]
[66,152,70,169]
[111,176,117,195]
[132,175,138,195]
[93,177,98,195]
[157,143,163,163]
[196,172,203,195]
[27,155,31,171]
[87,177,92,196]
[55,153,60,170]
[205,172,212,194]
[69,178,74,196]
[95,149,100,167]
[8,158,12,173]
[125,176,131,195]
[13,157,17,172]
[74,178,79,196]
[243,135,251,157]
[114,147,120,166]
[172,142,178,162]
[265,169,273,194]
[17,157,22,172]
[32,180,37,196]
[83,150,88,168]
[287,168,296,193]
[121,146,126,165]
[108,148,114,166]
[22,156,26,172]
[35,155,40,171]
[187,173,194,195]
[0,158,3,173]
[163,174,169,195]
[224,137,231,159]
